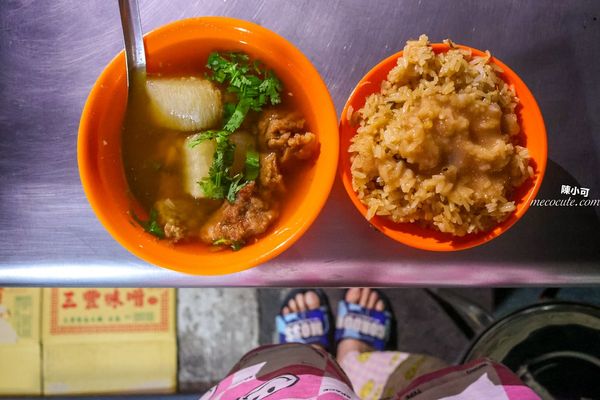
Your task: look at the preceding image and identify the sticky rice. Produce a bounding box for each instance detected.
[349,35,532,236]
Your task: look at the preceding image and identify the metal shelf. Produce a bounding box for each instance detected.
[1,0,599,286]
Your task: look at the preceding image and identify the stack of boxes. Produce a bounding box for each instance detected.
[0,288,177,396]
[0,288,42,395]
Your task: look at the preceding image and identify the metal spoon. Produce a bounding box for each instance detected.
[118,0,146,88]
[118,0,151,201]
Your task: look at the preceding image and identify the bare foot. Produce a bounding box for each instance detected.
[336,288,385,363]
[281,290,324,350]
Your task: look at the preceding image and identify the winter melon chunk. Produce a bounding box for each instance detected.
[183,134,216,199]
[146,76,222,131]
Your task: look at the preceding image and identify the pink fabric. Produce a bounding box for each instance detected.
[494,363,541,400]
[338,350,447,399]
[199,344,540,400]
[199,344,359,400]
[393,359,541,400]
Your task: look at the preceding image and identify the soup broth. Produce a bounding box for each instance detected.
[122,52,319,250]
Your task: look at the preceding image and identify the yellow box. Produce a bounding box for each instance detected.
[0,288,42,395]
[42,288,176,395]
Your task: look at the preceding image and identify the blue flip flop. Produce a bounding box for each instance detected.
[275,289,333,351]
[335,289,394,351]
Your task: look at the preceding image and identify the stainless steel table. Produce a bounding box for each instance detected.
[1,0,599,286]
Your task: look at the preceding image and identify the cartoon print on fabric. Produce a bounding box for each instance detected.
[238,374,299,400]
[198,384,217,400]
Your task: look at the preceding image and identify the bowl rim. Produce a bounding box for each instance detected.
[339,42,548,251]
[78,16,339,274]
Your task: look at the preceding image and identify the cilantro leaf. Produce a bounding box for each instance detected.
[200,177,225,199]
[198,51,283,203]
[231,241,244,251]
[244,150,260,181]
[213,238,245,251]
[226,173,249,203]
[259,72,282,105]
[188,130,221,148]
[132,209,165,239]
[223,102,236,122]
[224,97,251,132]
[199,130,236,200]
[146,209,165,238]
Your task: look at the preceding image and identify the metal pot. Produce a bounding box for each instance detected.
[428,290,600,400]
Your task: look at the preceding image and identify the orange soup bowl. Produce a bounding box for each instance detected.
[339,43,547,251]
[78,17,338,275]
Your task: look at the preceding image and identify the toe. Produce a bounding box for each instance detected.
[295,292,307,312]
[346,288,361,303]
[375,299,385,312]
[367,290,378,310]
[288,298,298,313]
[359,288,370,307]
[282,306,290,315]
[304,291,321,310]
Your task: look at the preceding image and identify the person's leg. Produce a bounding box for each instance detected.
[334,289,540,400]
[276,289,334,352]
[393,359,541,400]
[336,288,387,360]
[336,289,447,400]
[282,289,333,352]
[199,291,360,400]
